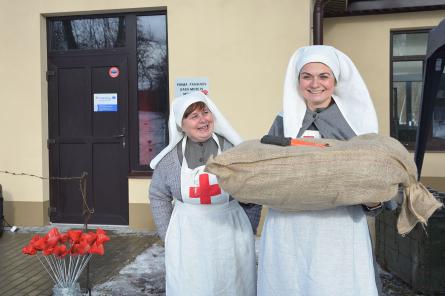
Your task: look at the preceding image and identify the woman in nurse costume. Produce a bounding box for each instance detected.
[259,45,382,296]
[149,91,260,296]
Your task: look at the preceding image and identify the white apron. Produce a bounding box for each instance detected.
[165,135,256,296]
[258,131,377,296]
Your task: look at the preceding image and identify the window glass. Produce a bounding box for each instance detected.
[50,17,125,50]
[390,31,429,147]
[392,33,428,56]
[392,81,423,142]
[433,68,445,140]
[392,61,423,140]
[136,15,168,166]
[393,61,423,82]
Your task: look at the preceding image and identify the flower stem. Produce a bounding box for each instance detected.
[42,255,64,287]
[73,254,92,284]
[68,255,73,284]
[37,255,58,285]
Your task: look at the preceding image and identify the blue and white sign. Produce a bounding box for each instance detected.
[94,93,118,112]
[175,77,209,97]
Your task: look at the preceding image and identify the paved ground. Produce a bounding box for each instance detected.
[0,225,427,296]
[0,226,159,296]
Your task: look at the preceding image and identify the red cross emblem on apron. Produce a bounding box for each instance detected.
[189,174,222,204]
[180,135,230,205]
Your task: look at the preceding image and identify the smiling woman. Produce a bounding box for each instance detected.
[259,45,381,296]
[148,91,261,296]
[181,102,215,142]
[298,62,336,111]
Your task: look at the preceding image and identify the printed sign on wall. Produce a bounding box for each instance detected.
[94,93,118,112]
[174,77,209,97]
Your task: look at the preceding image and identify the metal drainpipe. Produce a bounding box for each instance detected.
[313,0,328,45]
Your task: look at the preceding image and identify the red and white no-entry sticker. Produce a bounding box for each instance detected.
[108,67,120,78]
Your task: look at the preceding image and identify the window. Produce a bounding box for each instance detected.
[391,29,445,151]
[390,31,428,148]
[136,15,168,169]
[50,17,126,50]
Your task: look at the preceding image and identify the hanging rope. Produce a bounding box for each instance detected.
[0,170,94,224]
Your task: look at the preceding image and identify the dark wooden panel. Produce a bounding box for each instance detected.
[56,143,91,223]
[92,143,128,224]
[58,68,90,137]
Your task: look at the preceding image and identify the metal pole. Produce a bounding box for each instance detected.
[313,0,329,45]
[80,172,92,296]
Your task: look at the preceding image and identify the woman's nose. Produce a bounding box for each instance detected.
[310,78,320,87]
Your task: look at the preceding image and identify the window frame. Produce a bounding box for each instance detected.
[129,12,169,176]
[389,28,445,151]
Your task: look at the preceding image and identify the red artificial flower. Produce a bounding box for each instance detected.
[53,244,68,257]
[43,247,54,256]
[67,230,83,243]
[31,236,47,251]
[46,227,61,238]
[23,227,109,257]
[80,232,97,245]
[30,234,42,243]
[89,242,105,255]
[45,237,58,248]
[96,228,106,235]
[95,228,109,244]
[71,241,90,255]
[96,233,110,244]
[22,244,37,255]
[45,228,61,248]
[60,232,69,243]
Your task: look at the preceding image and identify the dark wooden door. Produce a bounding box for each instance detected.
[48,54,129,225]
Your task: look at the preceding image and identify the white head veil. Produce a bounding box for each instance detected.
[150,91,243,169]
[282,45,378,137]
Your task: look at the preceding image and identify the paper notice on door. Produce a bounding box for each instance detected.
[94,93,118,112]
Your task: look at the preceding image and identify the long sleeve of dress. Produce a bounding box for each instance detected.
[149,159,174,241]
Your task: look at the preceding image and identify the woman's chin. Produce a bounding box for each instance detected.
[189,132,213,142]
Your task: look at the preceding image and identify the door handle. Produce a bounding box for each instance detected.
[112,127,126,138]
[113,128,126,148]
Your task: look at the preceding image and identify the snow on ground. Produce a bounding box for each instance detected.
[378,265,424,296]
[92,243,166,296]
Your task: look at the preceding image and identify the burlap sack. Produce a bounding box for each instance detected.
[205,133,442,234]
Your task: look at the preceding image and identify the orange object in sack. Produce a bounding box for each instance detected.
[290,138,330,148]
